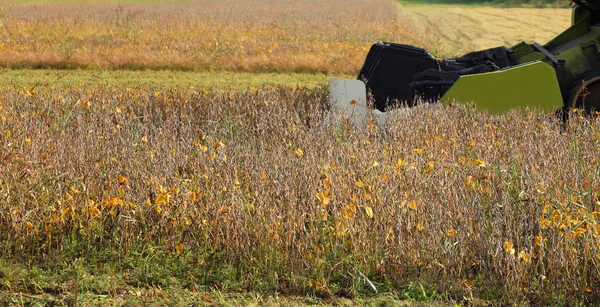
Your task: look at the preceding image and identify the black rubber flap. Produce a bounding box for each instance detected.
[358,43,439,110]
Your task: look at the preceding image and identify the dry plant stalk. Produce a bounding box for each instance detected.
[0,85,599,304]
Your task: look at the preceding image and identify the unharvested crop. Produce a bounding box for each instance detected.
[1,86,600,305]
[0,0,595,304]
[0,0,411,74]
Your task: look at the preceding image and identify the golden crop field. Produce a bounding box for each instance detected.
[0,1,570,75]
[0,0,405,74]
[1,0,598,306]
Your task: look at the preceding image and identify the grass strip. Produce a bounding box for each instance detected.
[0,69,344,90]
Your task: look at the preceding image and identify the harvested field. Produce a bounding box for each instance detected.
[402,6,571,56]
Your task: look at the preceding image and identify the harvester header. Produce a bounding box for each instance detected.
[330,0,600,123]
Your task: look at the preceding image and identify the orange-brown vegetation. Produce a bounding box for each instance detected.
[0,0,425,74]
[1,85,600,304]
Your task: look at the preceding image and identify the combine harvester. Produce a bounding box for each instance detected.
[330,0,600,124]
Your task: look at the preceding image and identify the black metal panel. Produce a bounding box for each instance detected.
[358,43,439,111]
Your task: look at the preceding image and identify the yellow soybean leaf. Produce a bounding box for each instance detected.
[61,207,71,216]
[341,204,356,219]
[504,241,515,255]
[395,158,408,170]
[464,176,477,188]
[316,190,331,206]
[365,206,374,219]
[109,198,122,206]
[539,218,552,229]
[155,193,170,205]
[158,185,168,194]
[322,178,332,189]
[518,250,530,263]
[424,161,434,173]
[88,205,101,218]
[175,242,185,255]
[575,226,587,236]
[552,210,561,221]
[409,200,417,211]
